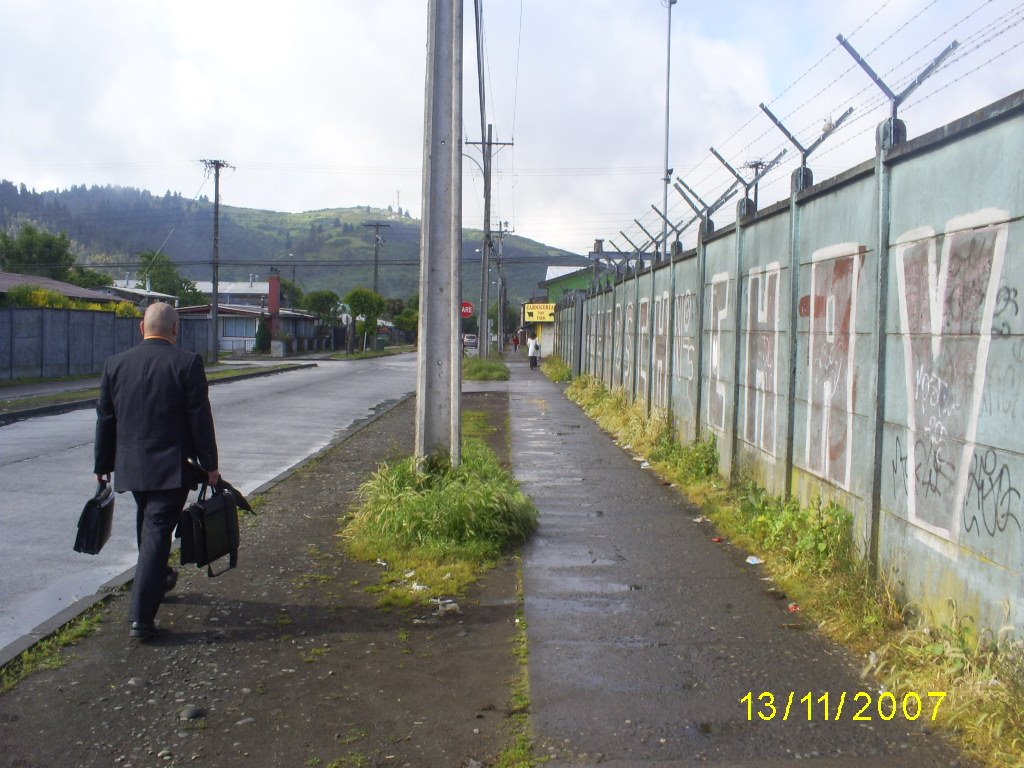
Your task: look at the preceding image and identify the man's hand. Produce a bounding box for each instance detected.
[96,473,110,484]
[207,470,221,486]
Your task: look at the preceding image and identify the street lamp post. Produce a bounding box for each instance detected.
[662,0,677,263]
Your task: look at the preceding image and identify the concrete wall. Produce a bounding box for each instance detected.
[0,309,212,380]
[553,90,1024,634]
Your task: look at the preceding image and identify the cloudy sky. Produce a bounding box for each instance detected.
[1,0,1022,255]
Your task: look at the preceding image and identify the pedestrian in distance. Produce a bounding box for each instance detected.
[94,302,221,642]
[527,333,541,370]
[512,335,519,353]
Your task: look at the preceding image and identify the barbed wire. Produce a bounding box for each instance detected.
[610,0,1024,248]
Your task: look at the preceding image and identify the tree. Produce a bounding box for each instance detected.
[302,290,342,325]
[0,224,75,280]
[384,297,405,319]
[280,277,304,308]
[394,294,419,339]
[254,317,271,352]
[65,264,113,290]
[488,299,520,340]
[136,250,207,306]
[344,287,385,350]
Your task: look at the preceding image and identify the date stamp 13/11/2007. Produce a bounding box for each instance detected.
[741,691,948,722]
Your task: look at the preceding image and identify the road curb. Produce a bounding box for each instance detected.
[0,363,320,426]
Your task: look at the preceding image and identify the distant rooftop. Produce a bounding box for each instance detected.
[194,280,269,295]
[0,271,119,303]
[543,265,587,282]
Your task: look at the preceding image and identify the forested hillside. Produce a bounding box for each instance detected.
[0,180,587,305]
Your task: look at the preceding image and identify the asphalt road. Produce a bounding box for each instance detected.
[0,355,416,654]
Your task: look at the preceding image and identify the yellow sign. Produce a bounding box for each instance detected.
[523,303,555,322]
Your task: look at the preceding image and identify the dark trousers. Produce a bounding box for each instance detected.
[529,355,538,369]
[130,488,188,624]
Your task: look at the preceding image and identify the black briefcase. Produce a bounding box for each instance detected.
[74,480,115,555]
[178,483,239,577]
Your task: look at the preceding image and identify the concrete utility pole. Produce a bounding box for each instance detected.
[200,159,233,363]
[362,221,391,295]
[415,0,462,468]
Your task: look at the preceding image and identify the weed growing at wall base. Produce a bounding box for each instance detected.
[540,355,572,383]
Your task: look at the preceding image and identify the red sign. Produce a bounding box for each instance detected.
[460,301,474,319]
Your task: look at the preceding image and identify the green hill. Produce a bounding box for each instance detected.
[0,180,587,306]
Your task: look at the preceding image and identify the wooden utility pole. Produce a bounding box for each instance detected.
[200,159,233,363]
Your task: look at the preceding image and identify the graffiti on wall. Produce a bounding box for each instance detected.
[638,298,650,398]
[743,263,782,456]
[623,301,635,392]
[614,302,624,388]
[802,244,865,489]
[673,290,698,418]
[653,291,670,408]
[708,273,730,432]
[893,208,1015,543]
[602,307,614,386]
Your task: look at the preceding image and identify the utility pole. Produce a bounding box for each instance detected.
[200,159,233,363]
[362,221,391,295]
[415,0,462,467]
[495,221,513,352]
[466,126,513,358]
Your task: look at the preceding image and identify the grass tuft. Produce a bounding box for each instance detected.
[463,357,511,381]
[341,431,537,604]
[1,603,106,694]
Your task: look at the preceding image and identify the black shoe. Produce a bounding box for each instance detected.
[164,568,178,594]
[129,621,160,641]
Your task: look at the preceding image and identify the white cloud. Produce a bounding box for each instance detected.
[0,0,1021,254]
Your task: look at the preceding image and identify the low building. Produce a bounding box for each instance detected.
[521,265,594,348]
[176,303,318,353]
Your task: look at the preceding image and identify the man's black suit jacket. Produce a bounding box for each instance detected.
[94,337,219,493]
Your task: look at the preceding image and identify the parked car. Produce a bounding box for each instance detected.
[462,333,478,349]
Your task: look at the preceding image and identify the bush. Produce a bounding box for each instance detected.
[1,284,139,316]
[254,318,271,352]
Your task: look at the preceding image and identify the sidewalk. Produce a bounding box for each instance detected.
[507,357,971,767]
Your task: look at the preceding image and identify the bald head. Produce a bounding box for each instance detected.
[142,302,179,340]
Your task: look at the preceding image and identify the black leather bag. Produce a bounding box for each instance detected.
[74,480,115,555]
[178,483,239,577]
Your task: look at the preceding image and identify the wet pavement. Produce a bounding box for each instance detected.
[507,357,972,767]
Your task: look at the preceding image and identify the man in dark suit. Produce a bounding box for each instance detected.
[94,302,220,641]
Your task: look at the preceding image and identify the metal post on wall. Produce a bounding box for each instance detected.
[834,32,955,575]
[635,218,662,415]
[652,203,685,429]
[755,108,854,498]
[620,231,647,403]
